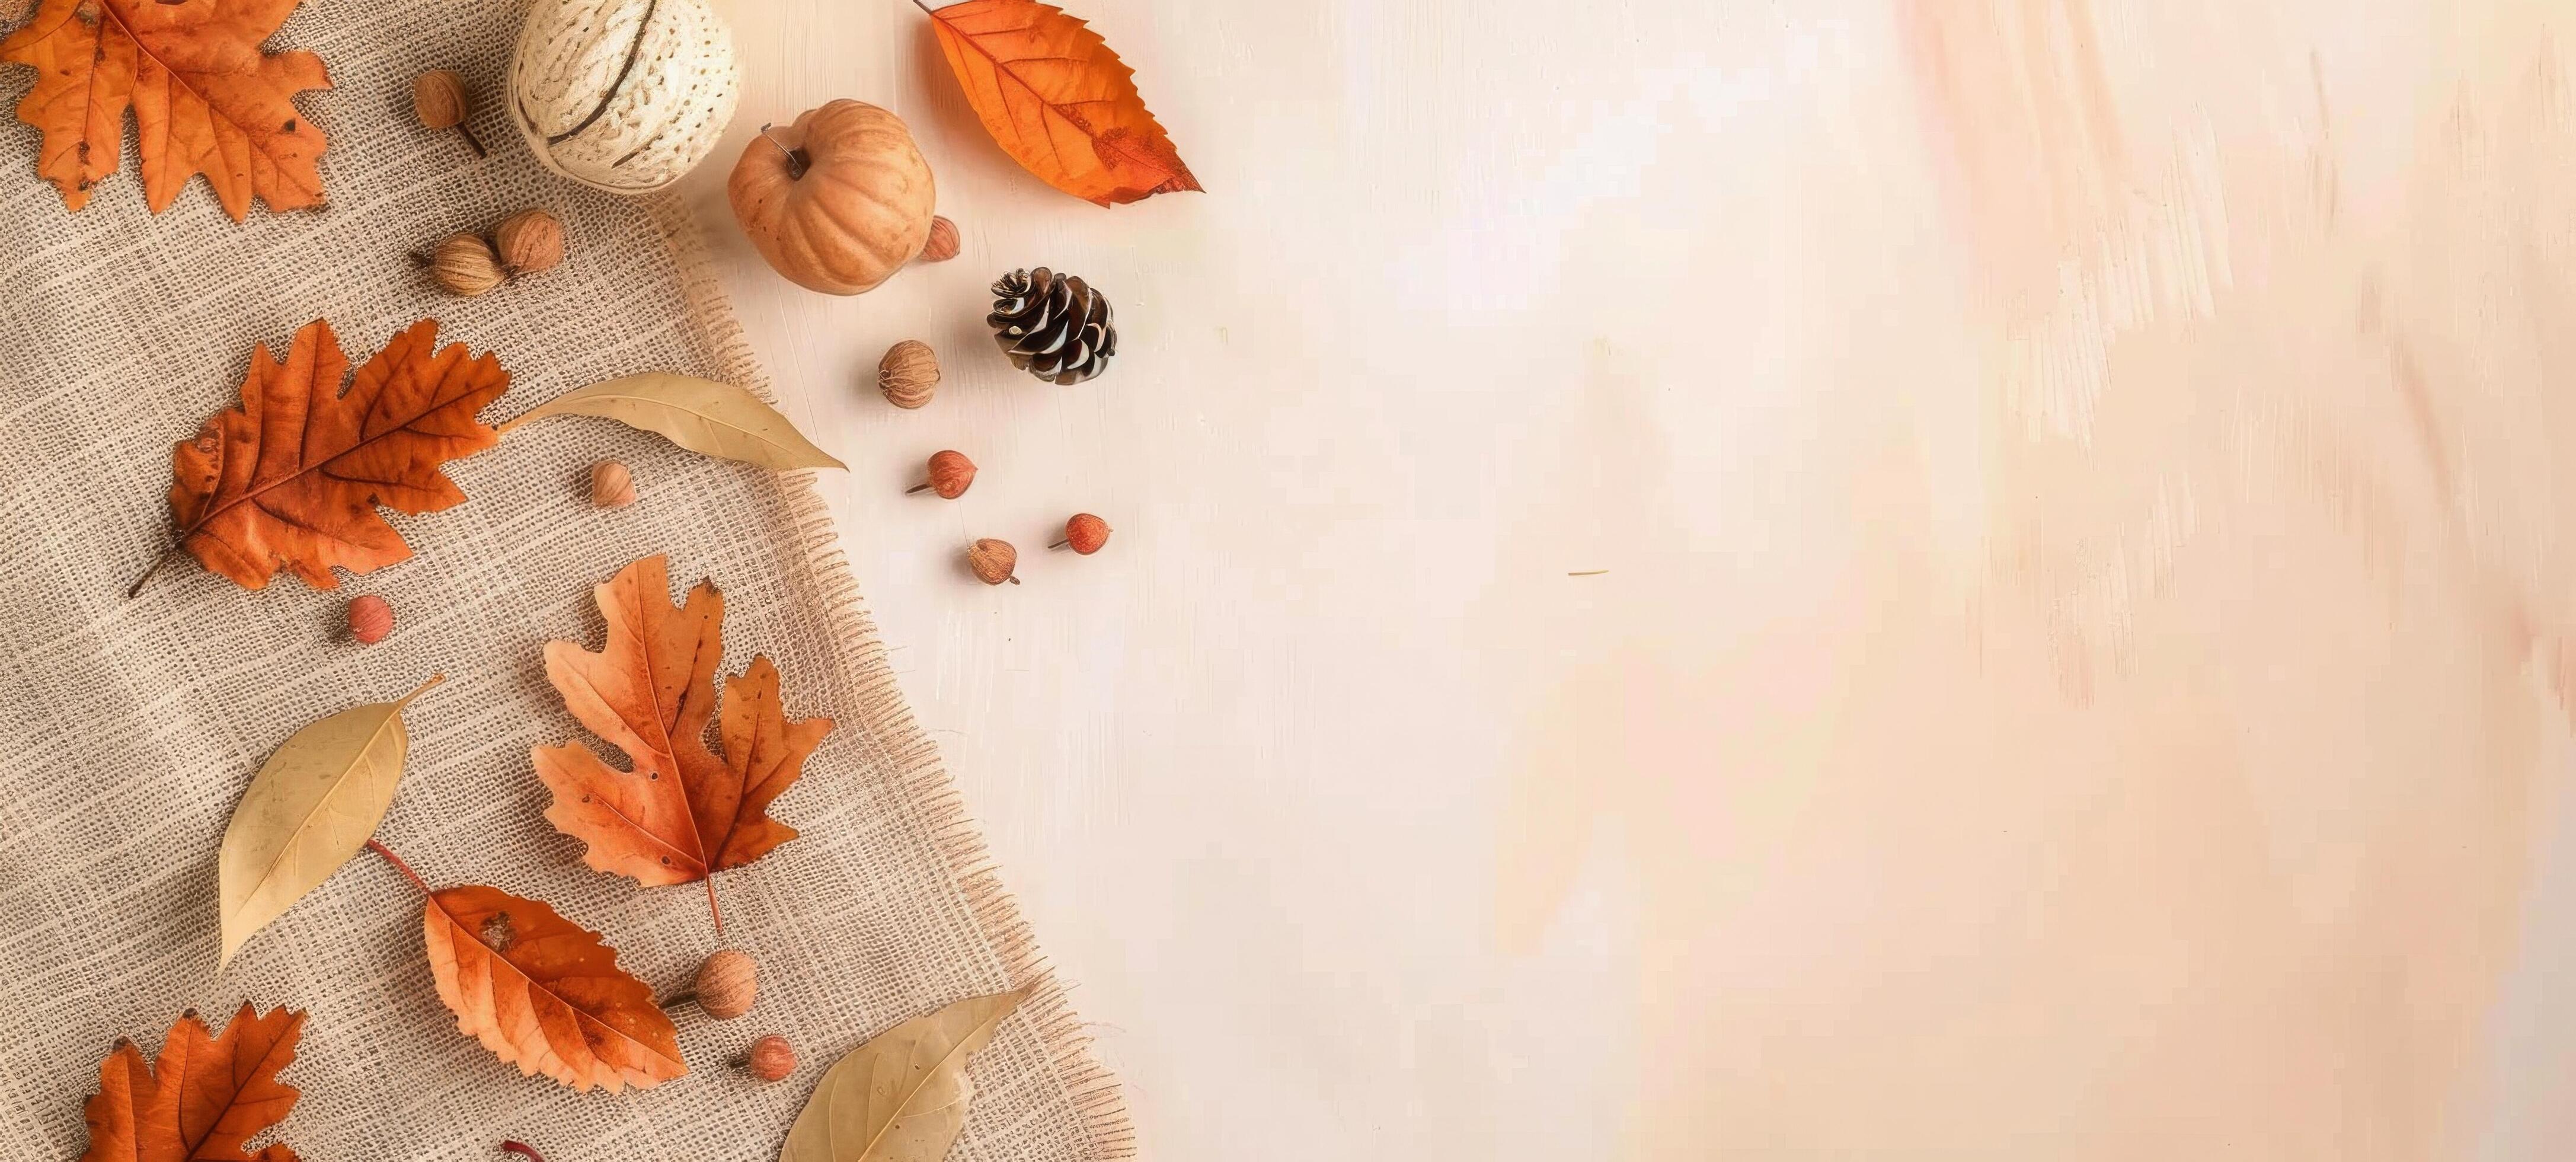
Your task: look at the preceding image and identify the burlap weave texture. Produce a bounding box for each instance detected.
[0,3,1128,1158]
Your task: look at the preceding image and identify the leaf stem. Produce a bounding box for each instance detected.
[366,838,435,897]
[500,1144,546,1162]
[705,875,723,934]
[124,545,180,599]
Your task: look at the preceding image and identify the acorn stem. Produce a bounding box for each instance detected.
[1050,540,1071,550]
[906,482,932,494]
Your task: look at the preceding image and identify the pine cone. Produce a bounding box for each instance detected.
[987,268,1116,384]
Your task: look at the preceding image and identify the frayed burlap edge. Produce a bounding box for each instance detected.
[647,196,1137,1160]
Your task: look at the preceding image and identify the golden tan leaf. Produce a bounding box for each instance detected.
[922,0,1200,206]
[501,374,845,471]
[218,675,441,969]
[82,1004,305,1162]
[0,0,330,219]
[779,988,1031,1162]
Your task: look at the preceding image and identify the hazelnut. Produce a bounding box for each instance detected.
[411,70,485,157]
[692,949,758,1020]
[743,1035,796,1082]
[346,595,394,644]
[589,461,635,508]
[967,538,1020,586]
[1053,513,1112,554]
[492,208,566,275]
[916,215,960,263]
[421,232,506,296]
[877,340,941,409]
[907,450,976,499]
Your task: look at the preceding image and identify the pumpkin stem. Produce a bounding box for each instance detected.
[756,123,810,181]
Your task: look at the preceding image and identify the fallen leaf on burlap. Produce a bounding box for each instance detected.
[781,988,1031,1162]
[919,0,1201,206]
[132,319,510,598]
[500,373,845,471]
[535,554,833,928]
[420,882,685,1092]
[0,0,330,219]
[83,1004,305,1162]
[218,676,442,969]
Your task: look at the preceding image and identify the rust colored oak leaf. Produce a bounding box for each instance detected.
[0,0,330,219]
[418,882,685,1093]
[133,318,509,597]
[82,1004,304,1162]
[535,555,833,927]
[922,0,1200,206]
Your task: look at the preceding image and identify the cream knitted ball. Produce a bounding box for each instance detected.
[509,0,741,194]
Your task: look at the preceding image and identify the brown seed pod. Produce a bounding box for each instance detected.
[589,460,635,508]
[907,449,976,499]
[916,215,960,263]
[411,70,486,157]
[347,595,394,644]
[743,1035,797,1082]
[492,208,567,274]
[1053,513,1112,554]
[692,950,758,1020]
[967,538,1020,586]
[877,340,941,409]
[421,232,506,296]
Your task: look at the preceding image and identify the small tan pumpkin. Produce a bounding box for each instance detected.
[728,100,937,295]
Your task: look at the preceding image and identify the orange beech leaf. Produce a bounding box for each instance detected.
[0,0,330,219]
[535,554,833,927]
[133,319,510,597]
[922,0,1200,206]
[418,881,685,1093]
[82,1004,304,1162]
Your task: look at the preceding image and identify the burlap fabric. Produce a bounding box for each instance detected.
[0,3,1130,1159]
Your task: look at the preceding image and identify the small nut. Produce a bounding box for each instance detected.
[347,595,394,644]
[423,232,506,296]
[411,70,486,156]
[909,449,976,499]
[877,340,941,409]
[743,1035,796,1082]
[589,461,635,508]
[1056,513,1111,554]
[917,215,960,263]
[492,208,566,274]
[967,538,1020,586]
[693,949,758,1020]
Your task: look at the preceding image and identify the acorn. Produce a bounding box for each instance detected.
[492,208,567,274]
[691,949,758,1019]
[907,450,976,499]
[967,538,1020,586]
[742,1035,797,1082]
[420,232,506,296]
[411,69,486,157]
[916,215,960,263]
[589,460,635,507]
[346,595,394,644]
[878,340,941,409]
[1052,513,1111,554]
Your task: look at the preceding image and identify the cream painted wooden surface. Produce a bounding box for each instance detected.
[675,1,2576,1158]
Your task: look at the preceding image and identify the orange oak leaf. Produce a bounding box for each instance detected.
[418,881,685,1093]
[922,0,1200,206]
[535,555,833,927]
[0,0,330,219]
[82,1004,304,1162]
[132,318,510,598]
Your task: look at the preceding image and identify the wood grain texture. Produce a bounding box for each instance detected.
[678,0,2576,1157]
